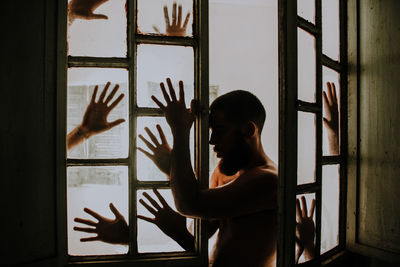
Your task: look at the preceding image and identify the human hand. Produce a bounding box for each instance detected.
[138,189,189,242]
[73,203,129,244]
[79,82,125,139]
[68,0,109,21]
[152,78,198,134]
[153,2,191,36]
[138,124,172,176]
[323,82,339,155]
[295,196,316,263]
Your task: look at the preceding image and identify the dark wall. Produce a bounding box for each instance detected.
[0,0,58,265]
[358,0,400,255]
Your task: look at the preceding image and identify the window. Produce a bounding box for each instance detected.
[277,0,347,265]
[58,0,209,265]
[57,0,347,266]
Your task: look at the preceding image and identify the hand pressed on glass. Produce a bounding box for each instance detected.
[73,203,129,245]
[68,0,109,22]
[67,82,125,150]
[151,78,199,134]
[323,82,339,155]
[153,2,191,36]
[138,124,172,177]
[295,196,316,264]
[138,189,194,251]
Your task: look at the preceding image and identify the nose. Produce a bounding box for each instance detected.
[209,131,216,145]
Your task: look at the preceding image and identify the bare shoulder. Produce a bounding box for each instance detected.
[234,165,278,188]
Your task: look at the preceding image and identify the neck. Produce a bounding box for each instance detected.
[243,141,277,171]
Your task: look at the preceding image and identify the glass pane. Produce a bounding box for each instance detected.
[137,44,194,108]
[295,193,316,264]
[321,164,340,253]
[67,68,129,159]
[322,67,340,156]
[322,0,340,60]
[138,0,193,37]
[67,166,129,256]
[67,0,127,57]
[298,111,316,185]
[137,189,194,252]
[136,117,194,181]
[209,0,279,171]
[298,28,316,102]
[297,0,315,23]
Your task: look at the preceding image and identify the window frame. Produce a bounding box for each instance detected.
[277,0,348,266]
[56,0,209,266]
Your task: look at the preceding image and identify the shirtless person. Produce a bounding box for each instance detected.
[142,78,277,266]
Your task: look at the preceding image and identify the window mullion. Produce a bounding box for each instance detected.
[128,0,138,257]
[315,0,323,258]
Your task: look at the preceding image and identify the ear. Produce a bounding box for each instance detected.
[241,121,257,137]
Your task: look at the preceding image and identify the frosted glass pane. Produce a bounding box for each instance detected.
[322,0,340,60]
[209,0,279,168]
[136,117,194,181]
[137,44,194,108]
[137,189,194,252]
[67,0,127,57]
[298,28,316,102]
[298,112,316,185]
[322,67,340,156]
[67,68,129,159]
[298,0,315,23]
[67,166,129,256]
[321,164,340,253]
[138,0,193,37]
[296,193,316,264]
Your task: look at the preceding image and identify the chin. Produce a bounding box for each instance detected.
[219,158,240,176]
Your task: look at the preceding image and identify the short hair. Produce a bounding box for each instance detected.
[209,90,266,132]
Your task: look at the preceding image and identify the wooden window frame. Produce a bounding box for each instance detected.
[56,0,209,266]
[277,0,348,266]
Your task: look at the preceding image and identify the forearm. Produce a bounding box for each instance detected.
[171,227,195,251]
[170,129,199,214]
[67,125,89,150]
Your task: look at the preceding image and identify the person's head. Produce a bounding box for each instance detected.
[209,90,266,175]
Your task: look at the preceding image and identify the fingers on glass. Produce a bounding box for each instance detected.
[179,80,185,103]
[152,95,165,109]
[74,217,97,227]
[145,127,161,146]
[84,207,104,221]
[301,196,308,218]
[156,124,168,145]
[164,6,170,27]
[91,85,99,103]
[98,81,111,102]
[73,226,97,233]
[143,191,162,210]
[172,2,177,25]
[178,5,182,26]
[105,84,120,104]
[166,78,177,101]
[80,236,99,242]
[109,203,123,218]
[183,12,190,29]
[153,188,169,207]
[139,198,158,215]
[138,134,156,152]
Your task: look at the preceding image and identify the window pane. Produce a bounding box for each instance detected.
[209,0,279,170]
[322,0,340,60]
[295,193,316,264]
[298,111,316,185]
[137,0,193,37]
[321,164,340,253]
[322,67,340,156]
[67,0,127,57]
[297,0,315,23]
[136,117,194,181]
[137,44,194,108]
[137,189,194,252]
[67,68,129,159]
[67,166,129,256]
[298,28,316,102]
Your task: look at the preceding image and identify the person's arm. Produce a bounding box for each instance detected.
[151,78,277,219]
[67,82,125,150]
[295,196,316,264]
[323,82,339,155]
[68,0,109,26]
[73,203,129,244]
